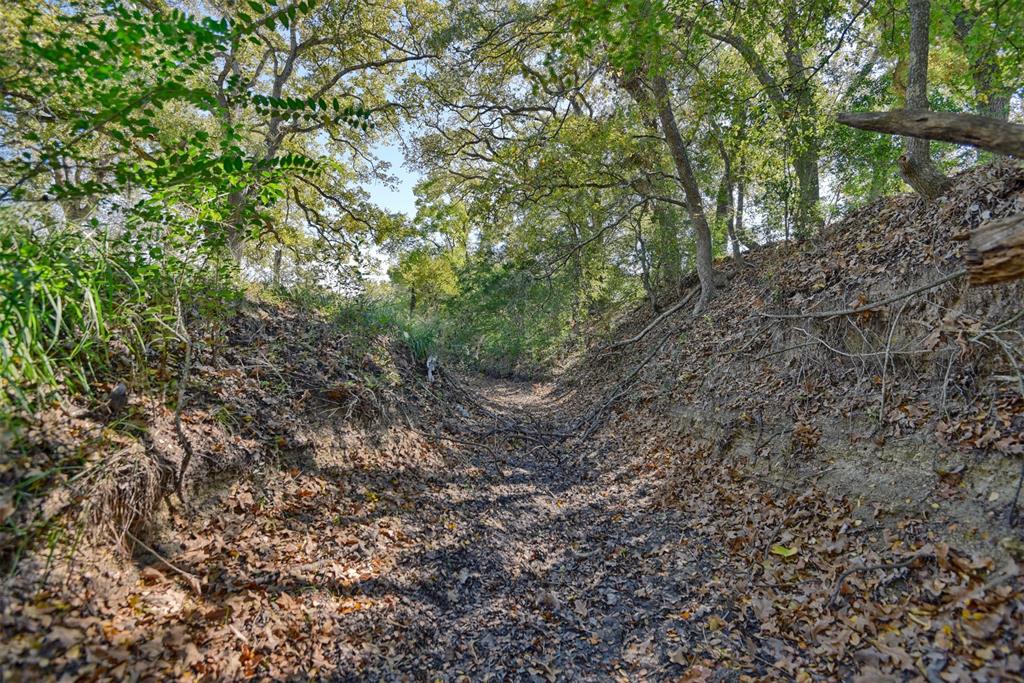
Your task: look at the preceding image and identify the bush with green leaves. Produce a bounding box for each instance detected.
[0,0,369,252]
[435,262,582,378]
[0,0,377,411]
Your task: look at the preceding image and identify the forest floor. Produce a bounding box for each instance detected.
[2,366,1022,681]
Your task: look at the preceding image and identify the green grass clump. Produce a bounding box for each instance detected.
[0,213,238,411]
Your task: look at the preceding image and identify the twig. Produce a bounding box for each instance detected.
[753,341,819,361]
[948,565,1021,606]
[793,326,940,360]
[1010,459,1024,526]
[399,406,506,477]
[977,330,1024,397]
[760,269,966,320]
[721,321,777,357]
[173,333,195,501]
[580,320,682,439]
[971,309,1024,341]
[125,529,202,594]
[879,297,912,427]
[829,551,930,607]
[601,286,697,354]
[940,350,957,418]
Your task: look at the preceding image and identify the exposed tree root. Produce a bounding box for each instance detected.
[600,286,698,355]
[760,269,966,320]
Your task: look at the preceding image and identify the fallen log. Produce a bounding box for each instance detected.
[837,110,1024,157]
[966,214,1024,285]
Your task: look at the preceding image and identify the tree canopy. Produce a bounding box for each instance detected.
[1,0,1021,381]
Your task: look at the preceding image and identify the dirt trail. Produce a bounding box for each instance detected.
[4,376,718,681]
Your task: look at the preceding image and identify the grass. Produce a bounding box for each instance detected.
[0,212,241,575]
[0,214,242,407]
[1,223,115,406]
[262,282,440,362]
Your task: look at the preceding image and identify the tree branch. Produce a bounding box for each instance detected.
[837,110,1024,156]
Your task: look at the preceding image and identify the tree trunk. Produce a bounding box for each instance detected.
[967,55,1011,123]
[710,23,821,239]
[570,219,585,324]
[714,141,741,264]
[634,219,660,313]
[652,201,683,293]
[980,92,1012,123]
[54,165,98,224]
[953,12,1012,123]
[735,175,748,248]
[782,3,821,239]
[900,0,951,200]
[792,141,820,238]
[272,248,283,286]
[651,76,717,311]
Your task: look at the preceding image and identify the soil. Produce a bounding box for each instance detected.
[2,162,1023,681]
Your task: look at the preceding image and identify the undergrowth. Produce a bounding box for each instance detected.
[0,214,238,411]
[261,282,441,362]
[0,212,238,574]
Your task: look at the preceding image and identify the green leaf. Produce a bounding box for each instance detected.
[769,544,798,558]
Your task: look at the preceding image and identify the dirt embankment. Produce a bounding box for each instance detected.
[1,163,1022,682]
[566,160,1024,557]
[0,298,471,679]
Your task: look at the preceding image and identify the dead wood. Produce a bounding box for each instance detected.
[760,269,966,320]
[965,214,1024,285]
[601,286,698,354]
[579,320,683,439]
[125,529,202,594]
[837,110,1024,157]
[829,549,933,607]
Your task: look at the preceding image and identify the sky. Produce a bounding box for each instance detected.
[356,140,422,282]
[364,141,421,218]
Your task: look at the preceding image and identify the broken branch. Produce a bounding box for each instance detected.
[602,286,698,354]
[837,110,1024,157]
[760,269,965,320]
[965,214,1024,285]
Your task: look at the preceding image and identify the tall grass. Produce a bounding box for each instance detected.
[0,215,236,411]
[1,221,123,406]
[264,282,440,362]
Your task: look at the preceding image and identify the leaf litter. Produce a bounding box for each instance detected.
[1,161,1023,681]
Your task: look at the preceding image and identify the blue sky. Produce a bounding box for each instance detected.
[364,141,421,217]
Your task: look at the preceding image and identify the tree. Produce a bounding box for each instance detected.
[938,0,1024,122]
[701,0,832,239]
[646,74,718,309]
[899,0,952,199]
[0,0,373,260]
[556,0,722,309]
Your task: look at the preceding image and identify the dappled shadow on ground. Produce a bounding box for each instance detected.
[5,376,1023,682]
[141,431,729,681]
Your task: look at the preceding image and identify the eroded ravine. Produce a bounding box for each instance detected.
[324,377,723,680]
[4,373,1022,681]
